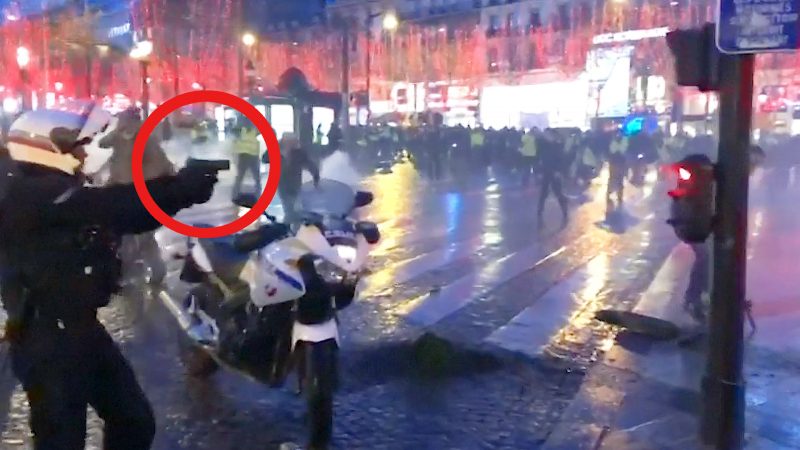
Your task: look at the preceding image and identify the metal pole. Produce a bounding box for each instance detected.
[236,0,244,95]
[701,52,754,450]
[141,60,149,117]
[366,27,372,124]
[82,0,91,99]
[174,54,180,96]
[340,22,350,136]
[19,69,28,111]
[85,51,92,98]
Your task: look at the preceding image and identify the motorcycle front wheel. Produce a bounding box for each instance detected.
[177,329,220,378]
[303,339,338,450]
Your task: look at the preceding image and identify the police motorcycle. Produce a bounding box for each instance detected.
[164,178,380,449]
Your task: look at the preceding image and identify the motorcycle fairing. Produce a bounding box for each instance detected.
[188,235,254,288]
[248,236,308,308]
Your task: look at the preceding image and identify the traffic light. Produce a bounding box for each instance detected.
[667,154,715,243]
[666,23,721,92]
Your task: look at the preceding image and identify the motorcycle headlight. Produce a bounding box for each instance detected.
[334,245,357,264]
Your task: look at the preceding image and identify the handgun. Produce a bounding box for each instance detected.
[185,158,230,173]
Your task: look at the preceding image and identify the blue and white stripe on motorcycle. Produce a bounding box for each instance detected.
[275,268,303,291]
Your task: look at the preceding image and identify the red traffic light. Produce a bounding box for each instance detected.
[666,153,715,243]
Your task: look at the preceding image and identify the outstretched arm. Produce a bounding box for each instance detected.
[40,176,198,235]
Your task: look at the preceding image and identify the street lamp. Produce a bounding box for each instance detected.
[242,32,256,47]
[239,32,258,94]
[365,12,400,123]
[16,47,30,68]
[382,12,399,31]
[130,39,154,117]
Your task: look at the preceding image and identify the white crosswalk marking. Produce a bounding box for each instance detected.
[359,241,480,297]
[631,243,694,323]
[484,253,610,357]
[405,243,552,327]
[394,176,659,328]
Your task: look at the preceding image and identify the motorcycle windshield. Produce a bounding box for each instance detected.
[298,179,356,217]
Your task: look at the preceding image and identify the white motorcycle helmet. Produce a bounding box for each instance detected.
[6,103,111,175]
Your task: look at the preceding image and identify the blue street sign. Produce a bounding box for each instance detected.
[717,0,800,54]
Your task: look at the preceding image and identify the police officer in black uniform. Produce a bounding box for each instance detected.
[0,108,220,449]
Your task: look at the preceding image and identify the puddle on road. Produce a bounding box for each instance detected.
[342,333,504,393]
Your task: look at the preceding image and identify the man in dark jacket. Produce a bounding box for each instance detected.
[536,128,569,225]
[267,133,320,224]
[0,108,218,450]
[327,122,342,153]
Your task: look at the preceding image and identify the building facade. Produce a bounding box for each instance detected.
[324,0,602,127]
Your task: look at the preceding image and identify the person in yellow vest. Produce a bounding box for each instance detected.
[470,126,485,170]
[570,132,599,194]
[232,123,262,199]
[519,128,539,187]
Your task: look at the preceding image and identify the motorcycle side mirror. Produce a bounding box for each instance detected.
[233,193,258,209]
[354,191,374,208]
[356,221,380,244]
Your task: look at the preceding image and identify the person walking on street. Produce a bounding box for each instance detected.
[268,133,320,224]
[427,124,445,181]
[536,128,569,226]
[607,132,628,216]
[470,126,485,172]
[327,122,342,153]
[519,128,539,188]
[0,107,218,450]
[314,124,324,146]
[683,145,765,324]
[232,123,262,199]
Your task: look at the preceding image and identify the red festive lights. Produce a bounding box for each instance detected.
[0,0,797,104]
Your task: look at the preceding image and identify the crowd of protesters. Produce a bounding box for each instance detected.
[346,123,729,219]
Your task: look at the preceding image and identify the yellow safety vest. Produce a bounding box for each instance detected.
[234,130,260,156]
[582,147,598,168]
[520,134,537,157]
[610,138,628,154]
[470,131,484,147]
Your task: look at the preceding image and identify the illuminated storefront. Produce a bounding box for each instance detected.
[585,27,672,125]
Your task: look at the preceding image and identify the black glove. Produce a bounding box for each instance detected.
[175,166,218,205]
